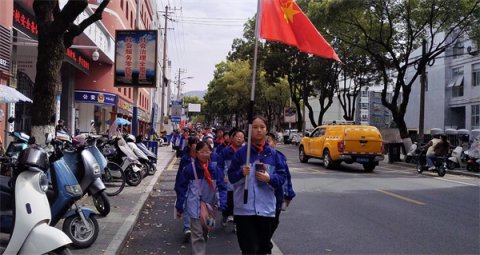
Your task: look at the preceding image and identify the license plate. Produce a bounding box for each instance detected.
[356,158,369,163]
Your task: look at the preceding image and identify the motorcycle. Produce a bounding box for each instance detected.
[415,148,447,177]
[135,135,158,176]
[1,145,72,254]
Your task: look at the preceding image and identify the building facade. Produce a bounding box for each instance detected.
[1,0,164,143]
[405,33,480,133]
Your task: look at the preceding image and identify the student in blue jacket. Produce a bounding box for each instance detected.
[217,129,245,227]
[266,132,296,243]
[174,136,199,242]
[228,116,287,255]
[175,141,227,254]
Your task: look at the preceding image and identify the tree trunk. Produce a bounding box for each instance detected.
[31,24,66,143]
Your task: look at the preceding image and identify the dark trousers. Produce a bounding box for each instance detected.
[222,191,234,218]
[269,209,282,251]
[235,215,275,255]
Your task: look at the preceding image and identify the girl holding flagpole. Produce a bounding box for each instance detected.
[228,116,287,254]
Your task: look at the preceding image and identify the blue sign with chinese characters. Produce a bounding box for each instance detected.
[74,90,117,106]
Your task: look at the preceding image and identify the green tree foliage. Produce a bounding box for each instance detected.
[309,0,480,138]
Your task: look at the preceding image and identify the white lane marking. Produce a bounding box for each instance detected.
[433,177,479,186]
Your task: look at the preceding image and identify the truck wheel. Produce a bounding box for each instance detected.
[363,163,376,172]
[323,150,336,169]
[299,146,309,163]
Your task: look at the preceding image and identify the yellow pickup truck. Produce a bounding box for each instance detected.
[299,124,384,172]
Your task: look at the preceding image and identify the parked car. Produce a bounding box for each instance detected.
[283,129,298,144]
[299,123,384,172]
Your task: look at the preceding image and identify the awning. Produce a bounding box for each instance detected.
[0,84,33,103]
[447,75,464,88]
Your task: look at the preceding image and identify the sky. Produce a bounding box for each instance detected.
[158,0,258,94]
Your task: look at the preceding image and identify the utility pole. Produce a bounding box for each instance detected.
[159,5,171,133]
[418,39,427,142]
[176,68,186,100]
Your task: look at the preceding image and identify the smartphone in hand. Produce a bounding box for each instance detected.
[255,162,264,172]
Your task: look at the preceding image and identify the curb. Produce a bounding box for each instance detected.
[103,149,176,255]
[387,161,480,178]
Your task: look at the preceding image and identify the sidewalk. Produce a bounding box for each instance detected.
[383,154,480,178]
[70,145,176,255]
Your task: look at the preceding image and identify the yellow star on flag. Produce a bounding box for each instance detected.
[281,1,300,24]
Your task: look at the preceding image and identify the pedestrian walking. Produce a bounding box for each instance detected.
[266,132,295,246]
[175,136,200,242]
[228,116,287,254]
[217,129,245,229]
[175,141,227,255]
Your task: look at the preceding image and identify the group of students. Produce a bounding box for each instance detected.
[173,116,295,254]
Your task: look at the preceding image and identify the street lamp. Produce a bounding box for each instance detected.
[175,76,194,101]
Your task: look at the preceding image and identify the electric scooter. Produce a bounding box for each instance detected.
[63,133,110,217]
[1,145,72,254]
[135,136,158,175]
[46,136,100,248]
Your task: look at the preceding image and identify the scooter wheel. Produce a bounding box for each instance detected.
[63,214,99,249]
[125,168,142,186]
[437,166,446,177]
[446,160,456,170]
[92,191,110,217]
[147,161,157,175]
[416,163,423,174]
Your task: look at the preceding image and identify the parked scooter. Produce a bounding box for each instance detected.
[405,142,419,164]
[102,136,143,186]
[447,145,469,169]
[125,134,155,177]
[1,145,72,254]
[465,135,480,172]
[46,135,100,248]
[415,148,447,177]
[136,135,158,175]
[64,133,110,217]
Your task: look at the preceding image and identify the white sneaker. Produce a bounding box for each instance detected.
[221,217,228,227]
[227,216,234,222]
[183,229,191,243]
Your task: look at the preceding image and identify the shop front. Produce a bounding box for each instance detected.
[75,90,116,135]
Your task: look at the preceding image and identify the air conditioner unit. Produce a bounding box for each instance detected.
[464,40,478,56]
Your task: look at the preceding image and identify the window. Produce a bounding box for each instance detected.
[126,2,129,17]
[361,90,368,97]
[473,63,480,87]
[118,88,121,92]
[361,103,368,109]
[128,88,131,98]
[451,67,464,97]
[472,105,480,129]
[123,88,127,95]
[121,0,123,10]
[361,114,368,121]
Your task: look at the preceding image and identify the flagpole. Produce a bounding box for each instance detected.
[244,0,262,204]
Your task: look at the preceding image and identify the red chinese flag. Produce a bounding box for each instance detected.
[260,0,341,62]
